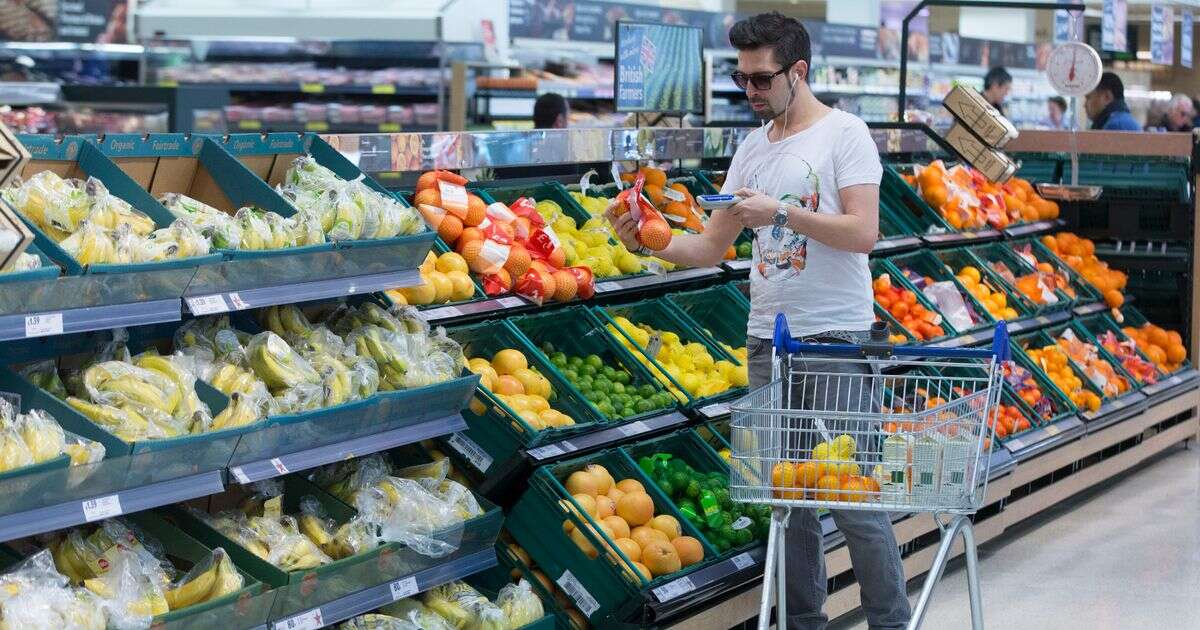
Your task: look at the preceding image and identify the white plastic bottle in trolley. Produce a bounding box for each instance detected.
[911,433,944,503]
[881,432,911,504]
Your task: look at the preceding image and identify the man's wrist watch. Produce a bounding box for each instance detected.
[773,205,790,229]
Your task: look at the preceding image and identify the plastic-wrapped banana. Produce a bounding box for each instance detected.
[0,550,107,630]
[0,251,43,274]
[160,193,244,250]
[246,332,321,392]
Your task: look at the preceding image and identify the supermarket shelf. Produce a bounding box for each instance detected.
[0,298,181,343]
[1006,310,1072,334]
[271,547,497,629]
[1002,219,1066,239]
[422,295,532,325]
[1001,415,1086,461]
[921,228,1003,248]
[594,267,725,296]
[161,82,440,97]
[872,236,924,255]
[694,401,731,420]
[1073,302,1108,317]
[0,469,224,544]
[647,547,766,623]
[184,269,421,315]
[228,413,467,485]
[1078,392,1148,431]
[233,120,437,134]
[721,259,751,274]
[987,447,1017,480]
[525,411,690,464]
[1140,368,1200,401]
[476,87,615,100]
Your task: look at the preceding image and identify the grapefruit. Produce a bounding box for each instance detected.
[649,514,681,540]
[594,495,616,519]
[492,349,528,375]
[602,515,630,540]
[616,491,654,526]
[446,270,475,301]
[570,493,597,517]
[427,271,453,304]
[565,470,601,497]
[493,375,524,396]
[671,536,703,567]
[641,540,682,577]
[612,537,641,563]
[606,486,626,504]
[630,525,669,549]
[615,479,645,494]
[512,368,544,397]
[585,464,614,494]
[569,525,599,559]
[629,561,652,583]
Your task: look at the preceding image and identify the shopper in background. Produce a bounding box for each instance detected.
[982,66,1012,114]
[532,92,569,129]
[1191,97,1200,128]
[606,11,909,630]
[1046,96,1068,129]
[1085,72,1141,131]
[1157,94,1196,132]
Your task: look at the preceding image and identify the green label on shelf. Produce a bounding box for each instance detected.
[378,123,402,132]
[305,121,330,132]
[300,82,325,93]
[157,80,178,87]
[237,120,263,130]
[372,84,397,94]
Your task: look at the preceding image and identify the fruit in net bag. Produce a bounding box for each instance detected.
[614,174,673,251]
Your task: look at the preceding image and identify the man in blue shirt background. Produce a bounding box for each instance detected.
[1085,72,1141,131]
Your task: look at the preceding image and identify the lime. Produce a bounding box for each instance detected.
[568,356,584,368]
[658,479,674,496]
[611,382,626,395]
[734,528,753,545]
[596,400,614,416]
[638,384,657,398]
[669,470,688,489]
[562,369,578,382]
[635,399,654,413]
[578,374,593,387]
[580,364,597,377]
[615,371,631,385]
[602,366,617,380]
[592,378,611,394]
[550,352,567,367]
[585,355,604,369]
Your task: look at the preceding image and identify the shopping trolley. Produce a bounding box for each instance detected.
[729,314,1008,630]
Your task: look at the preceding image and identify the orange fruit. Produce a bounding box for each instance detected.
[1167,330,1183,346]
[643,184,664,207]
[840,476,867,502]
[1167,344,1187,364]
[672,536,704,567]
[413,187,440,208]
[641,540,681,577]
[794,462,820,489]
[437,214,463,244]
[638,166,668,188]
[771,462,797,498]
[638,219,673,251]
[612,537,641,563]
[615,491,654,526]
[594,495,616,519]
[649,515,682,541]
[1148,327,1170,349]
[816,475,841,501]
[464,194,486,226]
[552,269,578,302]
[547,247,566,268]
[602,515,630,540]
[630,525,669,549]
[565,470,600,496]
[1103,289,1124,309]
[505,243,532,277]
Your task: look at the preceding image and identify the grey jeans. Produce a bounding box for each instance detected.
[747,334,910,630]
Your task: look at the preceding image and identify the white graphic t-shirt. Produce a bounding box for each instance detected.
[722,108,882,339]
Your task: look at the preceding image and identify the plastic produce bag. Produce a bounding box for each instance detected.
[0,425,35,472]
[14,408,66,463]
[3,171,91,239]
[345,325,412,392]
[160,193,244,250]
[922,281,975,331]
[422,582,490,628]
[18,359,67,399]
[234,208,274,251]
[58,221,117,265]
[377,599,454,630]
[352,182,384,240]
[246,331,321,392]
[0,550,106,630]
[345,355,381,400]
[328,186,365,241]
[339,613,423,630]
[262,211,297,250]
[133,351,214,428]
[497,579,544,629]
[298,497,378,560]
[1,251,43,273]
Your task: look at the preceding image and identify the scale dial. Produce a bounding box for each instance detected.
[1046,41,1102,97]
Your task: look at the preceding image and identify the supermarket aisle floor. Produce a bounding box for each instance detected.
[830,442,1199,630]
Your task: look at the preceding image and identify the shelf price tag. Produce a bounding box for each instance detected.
[497,296,524,308]
[229,467,250,484]
[617,420,650,437]
[700,402,729,418]
[227,292,249,310]
[299,83,325,94]
[270,458,289,475]
[557,570,600,616]
[527,443,565,460]
[652,575,695,602]
[730,552,755,570]
[446,433,493,472]
[372,84,397,94]
[185,295,229,316]
[82,495,122,522]
[424,306,463,321]
[1043,424,1062,437]
[274,608,323,630]
[24,313,63,339]
[389,575,419,601]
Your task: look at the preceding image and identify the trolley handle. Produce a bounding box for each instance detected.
[772,314,1010,361]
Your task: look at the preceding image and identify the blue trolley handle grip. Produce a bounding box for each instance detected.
[772,313,1010,361]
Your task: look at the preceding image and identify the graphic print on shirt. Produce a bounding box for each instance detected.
[750,156,821,282]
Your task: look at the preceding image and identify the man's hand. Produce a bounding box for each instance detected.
[603,198,641,251]
[728,188,781,229]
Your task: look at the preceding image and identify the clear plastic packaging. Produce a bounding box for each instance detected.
[339,613,424,630]
[234,208,274,251]
[0,550,107,630]
[245,331,321,392]
[1,251,43,273]
[160,193,244,250]
[328,186,365,241]
[18,359,67,399]
[58,221,117,265]
[497,579,544,629]
[14,408,66,463]
[0,426,36,472]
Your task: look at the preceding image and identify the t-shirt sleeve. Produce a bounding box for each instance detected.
[719,146,745,195]
[834,117,883,189]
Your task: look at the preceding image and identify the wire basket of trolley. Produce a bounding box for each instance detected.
[729,313,1009,630]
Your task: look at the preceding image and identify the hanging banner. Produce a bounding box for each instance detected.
[880,1,929,63]
[1183,10,1194,69]
[1151,4,1175,65]
[1102,0,1127,53]
[509,0,737,50]
[57,0,129,43]
[1053,0,1085,44]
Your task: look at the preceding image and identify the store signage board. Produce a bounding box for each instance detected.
[57,0,129,44]
[1102,0,1127,53]
[1184,11,1194,69]
[615,21,704,115]
[1150,4,1175,66]
[509,0,738,49]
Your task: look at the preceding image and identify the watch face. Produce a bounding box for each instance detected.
[1047,42,1102,97]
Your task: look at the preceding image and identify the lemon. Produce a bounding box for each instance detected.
[661,331,681,345]
[617,252,643,274]
[435,252,470,274]
[673,354,695,373]
[385,289,408,305]
[730,365,748,387]
[400,277,437,305]
[492,349,528,375]
[716,360,737,380]
[691,352,715,370]
[680,373,702,394]
[813,442,832,460]
[446,270,475,301]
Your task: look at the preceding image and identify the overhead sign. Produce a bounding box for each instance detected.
[1102,0,1128,53]
[615,21,704,114]
[1150,4,1175,65]
[510,0,737,50]
[1183,10,1194,69]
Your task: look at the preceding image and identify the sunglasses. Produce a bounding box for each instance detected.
[730,62,797,91]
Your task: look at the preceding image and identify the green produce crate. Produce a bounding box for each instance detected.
[878,204,919,241]
[883,250,1002,333]
[880,165,957,235]
[508,306,681,425]
[467,546,559,630]
[1075,314,1166,387]
[1011,330,1105,413]
[694,170,725,191]
[931,248,1040,319]
[932,360,1066,441]
[0,377,73,516]
[727,281,750,308]
[695,420,731,452]
[596,299,745,409]
[1042,320,1145,397]
[380,237,489,309]
[0,243,58,285]
[1007,238,1101,304]
[869,259,957,342]
[1011,152,1061,184]
[622,430,768,555]
[1073,155,1190,203]
[506,448,718,625]
[966,243,1074,314]
[663,284,750,352]
[1116,305,1191,372]
[448,319,602,470]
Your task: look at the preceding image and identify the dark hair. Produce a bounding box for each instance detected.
[1095,72,1124,101]
[729,12,812,75]
[533,93,568,129]
[984,66,1012,90]
[1048,96,1067,112]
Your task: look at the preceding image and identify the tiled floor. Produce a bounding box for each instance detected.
[829,442,1199,630]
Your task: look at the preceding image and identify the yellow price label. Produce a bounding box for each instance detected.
[157,80,178,87]
[305,121,330,132]
[237,120,263,130]
[378,123,401,132]
[300,83,325,93]
[371,84,397,94]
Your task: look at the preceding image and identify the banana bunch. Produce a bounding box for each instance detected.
[206,510,332,572]
[0,394,102,471]
[0,550,107,630]
[297,499,378,561]
[57,222,117,266]
[65,355,212,442]
[0,251,44,274]
[348,325,410,391]
[259,304,314,339]
[162,548,243,611]
[256,306,379,407]
[246,332,322,392]
[338,614,413,630]
[285,156,423,241]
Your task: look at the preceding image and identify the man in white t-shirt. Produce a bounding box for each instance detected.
[606,12,910,630]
